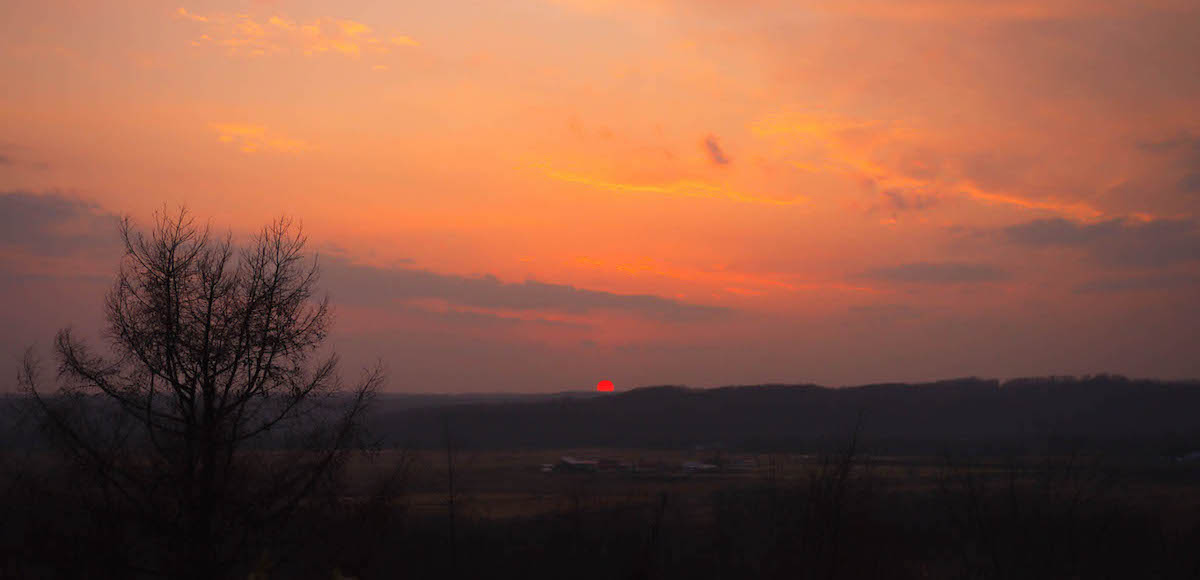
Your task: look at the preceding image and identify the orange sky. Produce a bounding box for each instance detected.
[2,0,1198,391]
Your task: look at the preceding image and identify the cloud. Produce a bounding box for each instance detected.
[860,261,1010,284]
[0,143,48,170]
[750,112,1104,220]
[176,7,209,23]
[0,194,728,323]
[881,188,938,212]
[1074,272,1200,294]
[1180,173,1200,193]
[1005,217,1200,268]
[320,257,731,322]
[177,8,418,58]
[211,123,310,154]
[847,303,922,320]
[1004,217,1115,245]
[703,134,730,165]
[542,166,801,205]
[1139,133,1200,155]
[1140,133,1200,195]
[0,191,120,258]
[958,186,1103,220]
[814,0,1198,24]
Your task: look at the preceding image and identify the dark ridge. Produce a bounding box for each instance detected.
[369,375,1200,454]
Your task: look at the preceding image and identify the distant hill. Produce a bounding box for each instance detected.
[7,376,1199,455]
[372,390,604,411]
[370,376,1200,455]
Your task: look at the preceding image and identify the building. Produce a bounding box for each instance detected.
[555,456,599,472]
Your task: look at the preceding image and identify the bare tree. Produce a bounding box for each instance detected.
[18,208,381,578]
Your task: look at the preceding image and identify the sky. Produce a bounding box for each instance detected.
[1,0,1198,392]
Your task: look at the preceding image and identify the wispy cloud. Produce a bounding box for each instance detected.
[0,143,49,170]
[575,255,798,293]
[176,7,209,23]
[0,192,122,281]
[176,8,418,58]
[571,255,878,296]
[860,261,1010,284]
[1139,132,1200,195]
[957,184,1103,221]
[321,257,731,323]
[210,123,310,154]
[751,112,1105,221]
[1005,217,1200,269]
[880,188,938,213]
[542,167,802,206]
[814,0,1199,23]
[703,134,730,165]
[0,191,119,259]
[1074,272,1200,294]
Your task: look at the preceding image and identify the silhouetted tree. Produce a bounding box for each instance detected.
[19,208,381,578]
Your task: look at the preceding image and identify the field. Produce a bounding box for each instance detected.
[302,448,1200,579]
[7,440,1200,578]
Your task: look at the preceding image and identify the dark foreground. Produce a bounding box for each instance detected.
[5,448,1200,579]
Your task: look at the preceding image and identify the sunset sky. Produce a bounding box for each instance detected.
[2,0,1198,392]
